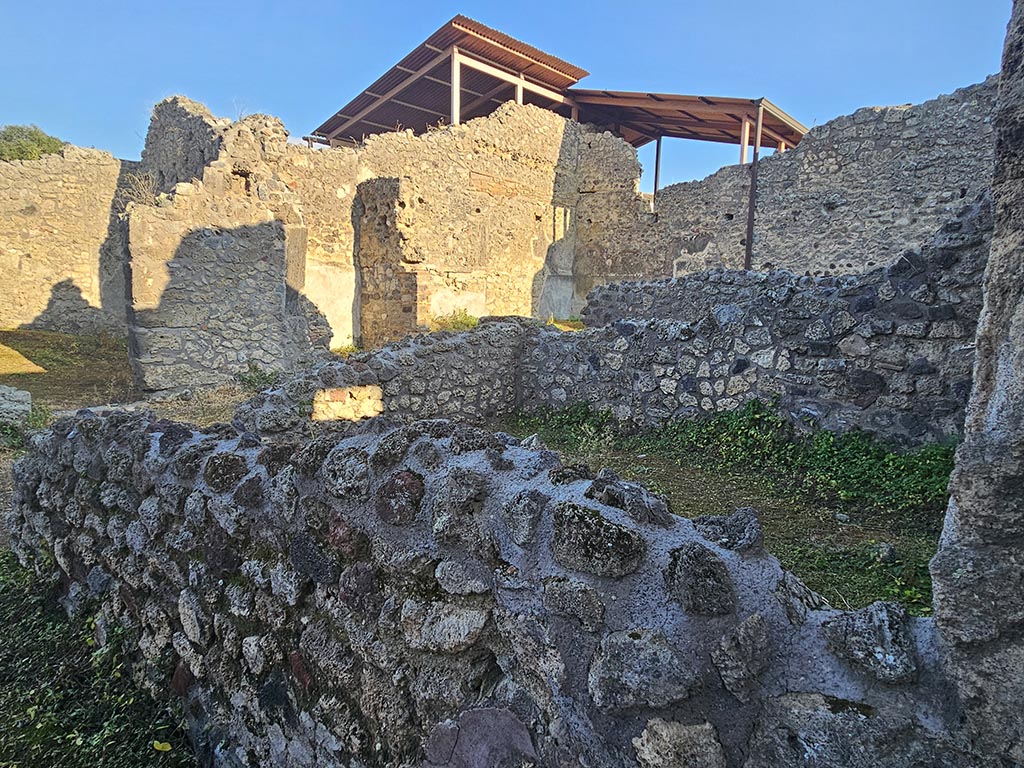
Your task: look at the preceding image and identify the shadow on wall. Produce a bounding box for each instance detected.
[533,202,577,320]
[21,279,113,334]
[16,160,138,335]
[351,178,419,349]
[128,221,330,393]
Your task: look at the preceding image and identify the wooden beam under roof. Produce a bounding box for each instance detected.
[324,48,450,141]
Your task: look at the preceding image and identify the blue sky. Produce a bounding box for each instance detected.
[1,0,1009,189]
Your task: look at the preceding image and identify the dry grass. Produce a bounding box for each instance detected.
[149,386,251,427]
[0,330,137,411]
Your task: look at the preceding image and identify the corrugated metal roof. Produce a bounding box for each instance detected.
[310,15,807,153]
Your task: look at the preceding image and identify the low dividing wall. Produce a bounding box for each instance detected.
[236,195,990,448]
[565,198,990,443]
[7,409,984,767]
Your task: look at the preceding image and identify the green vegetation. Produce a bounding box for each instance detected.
[0,550,195,767]
[0,125,65,162]
[503,400,954,615]
[428,309,479,332]
[0,404,53,449]
[235,361,280,393]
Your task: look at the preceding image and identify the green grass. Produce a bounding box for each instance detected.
[0,550,196,768]
[502,400,953,615]
[234,361,280,393]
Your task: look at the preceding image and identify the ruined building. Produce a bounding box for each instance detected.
[0,15,997,394]
[5,5,1024,768]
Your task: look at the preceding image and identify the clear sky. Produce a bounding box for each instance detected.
[1,0,1009,190]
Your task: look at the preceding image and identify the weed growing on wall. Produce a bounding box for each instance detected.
[428,309,479,333]
[235,362,280,393]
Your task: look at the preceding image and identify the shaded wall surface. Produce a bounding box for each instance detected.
[0,147,134,332]
[931,1,1024,762]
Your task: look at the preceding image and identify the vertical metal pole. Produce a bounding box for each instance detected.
[516,74,524,104]
[740,118,750,164]
[450,47,461,125]
[653,136,663,210]
[744,102,764,270]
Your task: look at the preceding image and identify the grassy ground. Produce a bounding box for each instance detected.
[0,331,137,411]
[0,330,252,767]
[499,403,949,615]
[0,550,196,768]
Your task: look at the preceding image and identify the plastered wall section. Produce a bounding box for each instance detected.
[0,147,132,332]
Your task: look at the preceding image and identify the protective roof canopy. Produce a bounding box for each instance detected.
[571,90,806,149]
[311,15,807,152]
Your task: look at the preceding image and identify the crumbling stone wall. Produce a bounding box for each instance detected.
[233,193,989,447]
[0,146,133,332]
[233,319,530,437]
[582,77,998,284]
[530,197,990,444]
[140,96,227,193]
[6,407,990,767]
[931,3,1024,761]
[127,98,619,377]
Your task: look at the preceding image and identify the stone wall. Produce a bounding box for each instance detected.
[0,147,134,332]
[126,98,628,376]
[931,2,1024,761]
[351,105,601,347]
[585,77,999,281]
[139,97,227,193]
[6,407,989,768]
[541,197,989,445]
[233,191,989,448]
[0,80,998,385]
[233,319,531,437]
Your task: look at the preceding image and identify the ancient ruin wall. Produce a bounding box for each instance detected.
[931,3,1024,761]
[0,147,133,332]
[531,198,990,445]
[583,77,998,283]
[351,104,598,347]
[127,99,629,374]
[234,190,989,448]
[6,408,987,768]
[139,96,227,193]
